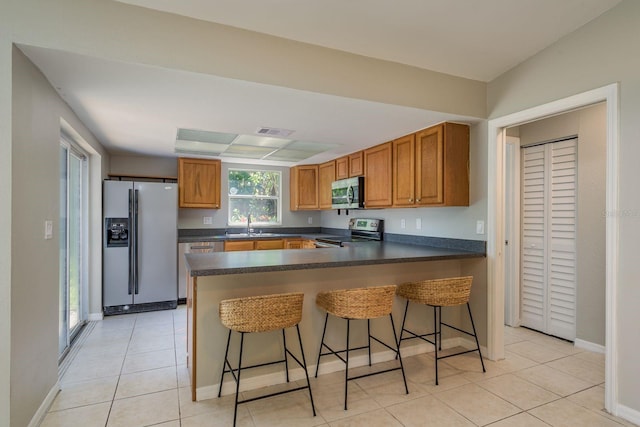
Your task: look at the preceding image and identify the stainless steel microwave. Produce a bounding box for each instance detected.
[331,176,364,209]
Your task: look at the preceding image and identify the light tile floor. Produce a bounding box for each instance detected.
[41,306,637,426]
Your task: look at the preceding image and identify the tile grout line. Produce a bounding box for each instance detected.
[104,313,138,427]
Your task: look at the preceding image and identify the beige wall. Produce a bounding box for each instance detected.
[110,154,177,178]
[10,48,108,427]
[517,103,606,346]
[0,2,12,424]
[488,0,640,413]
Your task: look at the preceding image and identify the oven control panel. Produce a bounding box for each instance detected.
[349,218,382,232]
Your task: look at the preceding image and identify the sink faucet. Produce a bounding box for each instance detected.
[247,213,252,234]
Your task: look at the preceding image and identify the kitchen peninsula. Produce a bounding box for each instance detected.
[184,241,485,401]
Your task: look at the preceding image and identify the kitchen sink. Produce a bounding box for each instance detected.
[226,232,280,238]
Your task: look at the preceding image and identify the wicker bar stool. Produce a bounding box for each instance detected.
[396,276,485,385]
[218,292,316,426]
[315,285,408,410]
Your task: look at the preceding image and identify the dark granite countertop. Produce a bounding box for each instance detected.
[185,241,485,277]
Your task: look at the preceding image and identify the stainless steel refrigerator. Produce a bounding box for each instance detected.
[103,180,177,315]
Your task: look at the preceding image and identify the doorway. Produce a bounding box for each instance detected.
[487,83,618,413]
[59,138,88,361]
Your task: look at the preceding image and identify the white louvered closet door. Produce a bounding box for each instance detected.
[520,138,577,341]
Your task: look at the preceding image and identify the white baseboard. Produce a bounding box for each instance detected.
[28,381,60,427]
[196,337,461,401]
[615,403,640,426]
[88,312,103,321]
[574,338,605,354]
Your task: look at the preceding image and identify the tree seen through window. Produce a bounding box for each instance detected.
[228,169,281,225]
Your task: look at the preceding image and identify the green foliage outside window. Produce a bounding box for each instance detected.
[228,169,281,225]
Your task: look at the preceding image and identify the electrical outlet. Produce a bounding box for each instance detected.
[308,217,313,224]
[400,219,406,229]
[416,218,422,230]
[476,220,485,235]
[203,216,213,225]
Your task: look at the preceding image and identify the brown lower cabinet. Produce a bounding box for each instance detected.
[223,240,256,252]
[255,239,285,250]
[224,238,316,251]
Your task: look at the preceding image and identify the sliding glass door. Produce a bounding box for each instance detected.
[59,140,87,360]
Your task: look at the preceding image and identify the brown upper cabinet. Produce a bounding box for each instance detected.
[178,158,221,209]
[318,160,336,210]
[290,165,319,210]
[392,134,416,206]
[363,142,393,208]
[393,122,469,207]
[335,156,349,180]
[335,150,363,180]
[349,151,364,177]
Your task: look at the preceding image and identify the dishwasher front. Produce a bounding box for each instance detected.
[178,241,223,301]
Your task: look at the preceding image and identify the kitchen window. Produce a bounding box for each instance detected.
[228,169,281,226]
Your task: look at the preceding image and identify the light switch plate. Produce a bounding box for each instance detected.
[203,216,213,225]
[400,219,406,229]
[308,217,313,224]
[476,220,485,235]
[416,218,422,230]
[44,220,53,240]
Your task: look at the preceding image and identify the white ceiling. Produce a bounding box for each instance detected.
[20,0,620,165]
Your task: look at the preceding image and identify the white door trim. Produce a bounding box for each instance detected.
[487,83,619,414]
[504,136,521,327]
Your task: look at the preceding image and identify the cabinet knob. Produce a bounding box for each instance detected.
[409,198,413,202]
[416,198,421,202]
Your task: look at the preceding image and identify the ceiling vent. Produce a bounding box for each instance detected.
[255,127,294,138]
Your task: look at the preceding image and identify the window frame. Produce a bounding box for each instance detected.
[227,168,282,227]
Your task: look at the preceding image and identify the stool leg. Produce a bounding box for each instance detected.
[433,306,439,385]
[296,324,316,417]
[389,313,409,395]
[467,303,486,373]
[344,319,350,411]
[233,332,245,427]
[282,329,290,382]
[438,305,443,351]
[396,300,410,360]
[218,329,232,398]
[315,313,329,378]
[367,319,372,367]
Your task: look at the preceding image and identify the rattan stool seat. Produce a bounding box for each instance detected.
[219,292,304,332]
[316,285,396,319]
[218,291,315,426]
[315,285,408,410]
[396,276,485,385]
[396,276,472,307]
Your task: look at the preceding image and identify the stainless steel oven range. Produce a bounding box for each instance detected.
[315,218,384,248]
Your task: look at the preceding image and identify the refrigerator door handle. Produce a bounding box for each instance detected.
[128,189,134,295]
[134,189,139,295]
